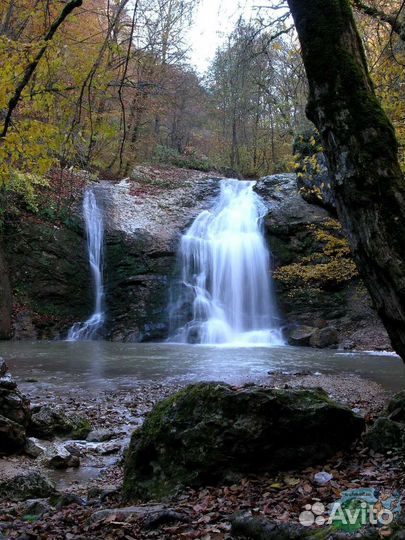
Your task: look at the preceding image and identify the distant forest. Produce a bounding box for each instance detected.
[0,0,404,197]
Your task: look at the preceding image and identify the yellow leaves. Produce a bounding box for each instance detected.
[274,258,358,287]
[5,171,49,211]
[273,218,358,289]
[0,119,57,204]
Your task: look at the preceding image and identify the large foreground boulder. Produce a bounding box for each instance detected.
[123,383,364,502]
[0,359,30,454]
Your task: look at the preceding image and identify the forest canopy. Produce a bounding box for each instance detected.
[0,0,404,201]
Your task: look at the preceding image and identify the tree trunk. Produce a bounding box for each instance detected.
[287,0,405,360]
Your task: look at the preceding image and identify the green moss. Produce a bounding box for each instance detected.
[70,418,92,440]
[123,383,364,502]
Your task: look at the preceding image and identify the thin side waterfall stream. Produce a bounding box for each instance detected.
[169,179,284,345]
[67,189,105,340]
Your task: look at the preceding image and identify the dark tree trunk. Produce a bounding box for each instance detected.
[287,0,405,360]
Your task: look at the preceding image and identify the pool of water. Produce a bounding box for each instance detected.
[0,341,404,392]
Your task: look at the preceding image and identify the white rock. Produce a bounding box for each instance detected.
[314,471,333,485]
[25,437,47,458]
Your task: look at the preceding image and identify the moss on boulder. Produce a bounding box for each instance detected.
[29,405,92,440]
[364,417,403,453]
[364,391,405,454]
[123,382,364,502]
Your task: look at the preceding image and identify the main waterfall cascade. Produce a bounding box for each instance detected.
[67,189,105,341]
[169,179,284,345]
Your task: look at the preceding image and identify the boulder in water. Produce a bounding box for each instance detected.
[123,382,364,501]
[28,440,81,469]
[0,358,31,454]
[86,428,120,442]
[287,325,316,346]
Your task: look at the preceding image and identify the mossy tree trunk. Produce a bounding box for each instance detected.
[287,0,405,360]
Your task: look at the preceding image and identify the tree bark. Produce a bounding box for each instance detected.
[287,0,405,360]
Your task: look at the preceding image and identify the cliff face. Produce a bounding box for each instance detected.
[4,216,91,339]
[255,174,390,351]
[2,167,222,341]
[98,168,222,341]
[0,165,391,350]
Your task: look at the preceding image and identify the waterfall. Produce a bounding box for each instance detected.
[169,179,284,345]
[67,189,105,341]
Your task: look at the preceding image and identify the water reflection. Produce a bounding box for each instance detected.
[0,341,404,392]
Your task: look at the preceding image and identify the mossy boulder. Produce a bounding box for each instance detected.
[123,383,364,502]
[364,417,403,453]
[364,391,405,454]
[387,391,405,421]
[29,405,92,440]
[309,326,338,348]
[0,470,56,502]
[287,325,317,346]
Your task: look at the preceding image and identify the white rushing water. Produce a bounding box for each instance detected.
[169,179,284,345]
[67,189,105,341]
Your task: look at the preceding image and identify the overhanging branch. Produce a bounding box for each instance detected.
[0,0,83,139]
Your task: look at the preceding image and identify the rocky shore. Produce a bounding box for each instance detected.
[1,356,404,540]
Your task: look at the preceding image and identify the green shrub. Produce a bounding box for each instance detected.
[152,145,215,172]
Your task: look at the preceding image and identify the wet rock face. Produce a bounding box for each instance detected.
[4,216,91,340]
[255,173,390,352]
[255,173,330,234]
[4,167,222,342]
[123,382,364,502]
[2,165,389,348]
[99,170,222,341]
[0,359,31,454]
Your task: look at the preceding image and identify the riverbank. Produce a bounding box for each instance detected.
[1,366,402,540]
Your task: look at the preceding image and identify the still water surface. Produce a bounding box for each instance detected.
[0,341,404,392]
